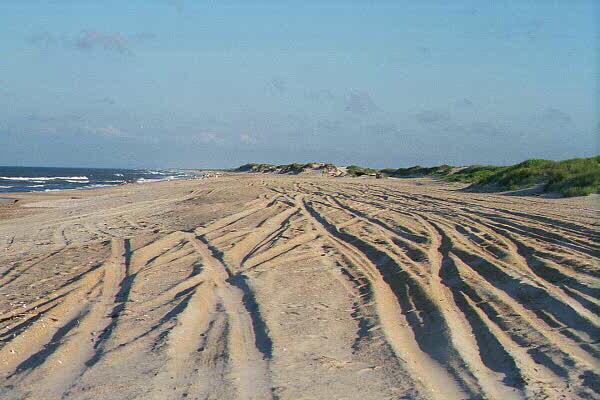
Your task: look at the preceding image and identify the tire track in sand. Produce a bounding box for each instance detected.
[0,238,128,399]
[295,194,469,400]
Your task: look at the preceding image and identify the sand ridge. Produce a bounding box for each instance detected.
[0,174,598,399]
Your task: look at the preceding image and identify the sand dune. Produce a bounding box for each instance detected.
[0,174,598,399]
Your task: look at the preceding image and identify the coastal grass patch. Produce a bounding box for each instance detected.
[477,157,600,197]
[346,165,378,176]
[345,157,600,196]
[381,164,453,177]
[444,165,507,183]
[235,162,341,175]
[235,156,599,197]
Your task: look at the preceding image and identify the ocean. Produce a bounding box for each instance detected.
[0,166,198,193]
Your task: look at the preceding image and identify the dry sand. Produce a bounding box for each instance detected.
[0,174,598,400]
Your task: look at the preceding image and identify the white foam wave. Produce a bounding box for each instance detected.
[136,178,163,183]
[0,176,89,182]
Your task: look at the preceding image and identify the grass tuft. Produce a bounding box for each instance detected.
[235,156,600,197]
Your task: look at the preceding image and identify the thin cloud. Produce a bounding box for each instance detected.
[74,31,131,54]
[345,91,379,115]
[239,133,257,144]
[27,30,155,54]
[418,46,431,56]
[415,110,450,124]
[167,0,185,13]
[196,132,222,144]
[27,114,58,123]
[501,19,544,40]
[26,113,84,123]
[84,125,126,137]
[468,121,503,138]
[27,32,57,47]
[538,108,573,126]
[99,97,116,105]
[132,32,156,42]
[455,98,474,108]
[269,78,287,94]
[363,123,401,136]
[312,119,342,136]
[305,89,335,102]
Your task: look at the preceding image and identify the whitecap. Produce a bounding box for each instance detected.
[136,178,163,183]
[0,176,89,181]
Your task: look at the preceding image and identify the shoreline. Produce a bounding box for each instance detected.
[0,173,218,198]
[0,167,215,197]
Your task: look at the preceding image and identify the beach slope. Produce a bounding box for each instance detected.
[0,174,598,400]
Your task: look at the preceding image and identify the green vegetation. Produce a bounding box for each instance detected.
[235,156,600,197]
[477,157,600,197]
[234,162,342,175]
[445,165,506,183]
[234,163,278,173]
[381,164,453,178]
[346,165,378,176]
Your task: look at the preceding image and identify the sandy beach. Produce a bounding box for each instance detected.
[0,174,598,400]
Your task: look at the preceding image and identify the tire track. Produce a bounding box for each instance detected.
[187,234,274,400]
[296,195,469,400]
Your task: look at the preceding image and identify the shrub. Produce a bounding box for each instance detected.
[475,156,600,196]
[346,165,378,176]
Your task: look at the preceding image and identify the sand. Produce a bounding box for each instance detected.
[0,174,598,400]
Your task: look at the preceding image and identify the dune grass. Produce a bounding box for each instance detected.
[350,156,600,196]
[346,165,378,176]
[477,157,600,197]
[380,164,453,177]
[236,156,599,197]
[235,162,340,175]
[445,165,507,183]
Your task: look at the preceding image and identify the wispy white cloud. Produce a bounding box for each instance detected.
[84,125,127,137]
[239,133,258,144]
[196,132,222,144]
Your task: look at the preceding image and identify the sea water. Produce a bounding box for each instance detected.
[0,166,197,193]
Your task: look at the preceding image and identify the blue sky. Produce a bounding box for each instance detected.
[0,1,597,168]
